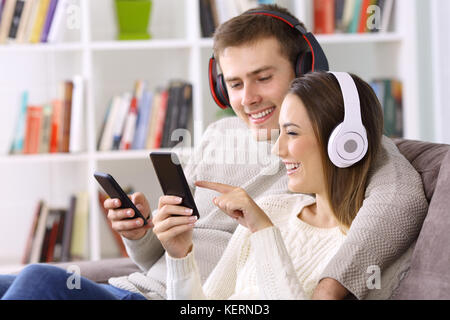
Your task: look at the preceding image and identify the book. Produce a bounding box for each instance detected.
[49,99,62,153]
[70,191,89,260]
[39,0,57,42]
[380,0,393,33]
[199,0,215,38]
[99,95,121,151]
[0,0,17,43]
[61,194,76,262]
[341,0,356,32]
[151,89,169,149]
[38,103,52,153]
[112,92,131,150]
[23,105,43,154]
[29,201,49,263]
[145,89,162,149]
[358,0,371,33]
[334,0,346,32]
[120,81,145,150]
[15,0,35,43]
[7,0,25,41]
[69,75,84,153]
[348,0,362,33]
[59,80,73,152]
[29,0,50,43]
[163,81,185,148]
[173,82,193,148]
[132,90,153,150]
[47,0,67,43]
[23,0,39,42]
[10,91,29,154]
[314,0,335,34]
[22,200,44,264]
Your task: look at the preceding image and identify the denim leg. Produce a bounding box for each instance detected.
[0,275,16,298]
[1,264,145,300]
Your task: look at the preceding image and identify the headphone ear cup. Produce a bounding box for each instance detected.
[328,123,368,168]
[295,51,313,77]
[216,73,230,108]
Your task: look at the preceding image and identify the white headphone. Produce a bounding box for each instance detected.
[327,72,368,168]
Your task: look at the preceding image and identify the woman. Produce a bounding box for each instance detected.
[153,71,384,299]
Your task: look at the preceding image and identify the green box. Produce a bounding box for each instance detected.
[115,0,152,40]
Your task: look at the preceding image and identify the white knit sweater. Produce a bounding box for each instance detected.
[166,194,346,300]
[108,116,428,300]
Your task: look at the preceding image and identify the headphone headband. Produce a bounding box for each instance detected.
[208,8,329,109]
[327,72,368,168]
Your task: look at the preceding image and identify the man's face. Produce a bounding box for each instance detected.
[218,37,296,141]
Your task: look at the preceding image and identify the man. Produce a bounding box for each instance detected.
[105,4,427,300]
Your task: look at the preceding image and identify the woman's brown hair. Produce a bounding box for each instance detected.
[289,72,384,230]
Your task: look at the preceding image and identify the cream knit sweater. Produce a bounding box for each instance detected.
[166,194,347,300]
[108,116,428,300]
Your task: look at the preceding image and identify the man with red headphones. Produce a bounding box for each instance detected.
[102,4,426,300]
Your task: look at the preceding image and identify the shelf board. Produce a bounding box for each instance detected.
[0,153,89,163]
[95,147,193,161]
[0,42,84,53]
[89,39,193,51]
[198,32,403,49]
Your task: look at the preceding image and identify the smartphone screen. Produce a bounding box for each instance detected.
[150,152,200,218]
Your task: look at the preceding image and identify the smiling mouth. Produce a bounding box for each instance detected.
[284,162,301,175]
[248,106,276,124]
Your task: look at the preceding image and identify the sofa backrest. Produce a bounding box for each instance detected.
[392,139,450,299]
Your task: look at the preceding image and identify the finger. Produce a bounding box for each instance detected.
[154,205,194,223]
[156,224,194,243]
[153,215,197,235]
[158,195,183,209]
[194,181,236,194]
[108,208,136,221]
[112,217,148,232]
[104,198,121,210]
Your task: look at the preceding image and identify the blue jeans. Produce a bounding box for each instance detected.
[0,264,147,300]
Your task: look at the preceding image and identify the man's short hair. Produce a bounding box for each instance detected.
[213,4,309,69]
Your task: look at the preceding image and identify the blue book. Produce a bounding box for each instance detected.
[132,90,153,150]
[10,91,29,154]
[348,0,362,33]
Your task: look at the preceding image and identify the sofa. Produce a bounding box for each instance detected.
[44,138,450,299]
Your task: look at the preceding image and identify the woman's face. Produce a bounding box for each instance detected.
[273,93,326,195]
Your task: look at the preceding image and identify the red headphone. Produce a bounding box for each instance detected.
[208,9,329,109]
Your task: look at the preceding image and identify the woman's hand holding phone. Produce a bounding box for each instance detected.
[104,192,153,240]
[152,195,198,259]
[195,181,273,233]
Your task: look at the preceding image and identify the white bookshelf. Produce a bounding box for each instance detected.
[0,0,420,265]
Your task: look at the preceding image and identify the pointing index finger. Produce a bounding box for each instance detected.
[194,181,236,194]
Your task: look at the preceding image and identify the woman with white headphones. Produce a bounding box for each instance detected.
[154,71,385,299]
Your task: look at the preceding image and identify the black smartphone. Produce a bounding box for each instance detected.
[94,171,148,225]
[149,152,200,218]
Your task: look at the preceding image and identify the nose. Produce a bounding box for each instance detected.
[272,133,286,158]
[241,82,262,107]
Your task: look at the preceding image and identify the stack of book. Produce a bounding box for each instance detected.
[0,0,70,44]
[97,80,193,151]
[370,78,403,138]
[9,75,84,155]
[22,192,89,264]
[314,0,394,34]
[199,0,275,38]
[23,190,130,264]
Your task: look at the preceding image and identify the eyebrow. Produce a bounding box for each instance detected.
[282,123,301,129]
[224,66,275,82]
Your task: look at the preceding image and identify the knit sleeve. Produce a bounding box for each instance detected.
[121,208,164,272]
[319,137,428,299]
[251,226,307,300]
[166,225,248,300]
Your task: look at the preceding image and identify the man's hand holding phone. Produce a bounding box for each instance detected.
[104,192,153,240]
